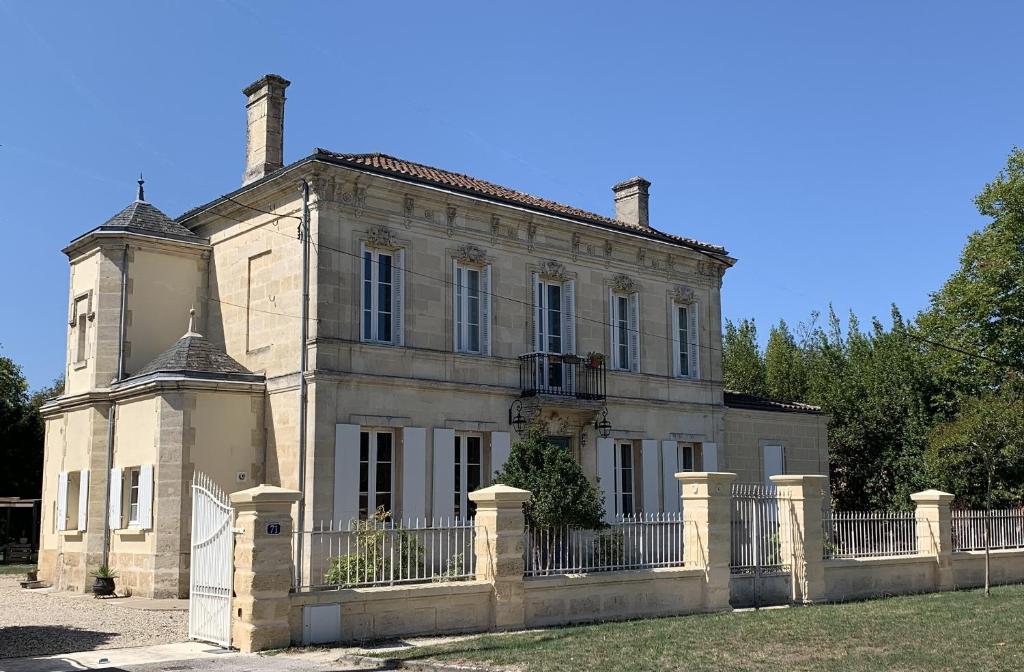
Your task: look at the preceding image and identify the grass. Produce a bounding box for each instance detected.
[378,585,1024,672]
[0,563,35,576]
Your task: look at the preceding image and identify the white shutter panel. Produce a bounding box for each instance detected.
[597,438,616,524]
[490,431,511,479]
[562,279,576,355]
[334,424,361,527]
[670,303,681,378]
[393,249,405,346]
[608,288,615,364]
[641,440,659,513]
[359,241,368,342]
[481,264,492,356]
[661,441,680,513]
[109,467,123,530]
[703,442,719,472]
[432,428,455,521]
[688,303,699,379]
[628,293,641,373]
[452,259,460,352]
[78,469,89,531]
[531,272,540,352]
[138,464,154,530]
[56,471,68,532]
[401,428,427,523]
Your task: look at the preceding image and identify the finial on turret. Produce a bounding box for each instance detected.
[136,173,145,202]
[183,306,201,338]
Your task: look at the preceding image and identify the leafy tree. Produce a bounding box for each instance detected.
[0,353,50,498]
[493,428,605,530]
[722,318,766,396]
[764,319,808,403]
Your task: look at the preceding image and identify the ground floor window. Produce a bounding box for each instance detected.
[127,467,141,525]
[615,441,636,516]
[360,430,394,518]
[454,435,483,519]
[678,443,697,472]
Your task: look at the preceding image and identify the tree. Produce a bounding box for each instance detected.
[927,390,1024,595]
[492,429,605,530]
[764,319,808,403]
[722,318,766,396]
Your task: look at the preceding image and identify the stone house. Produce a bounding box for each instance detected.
[38,74,828,597]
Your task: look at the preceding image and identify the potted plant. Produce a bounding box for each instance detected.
[91,565,117,597]
[584,352,606,369]
[25,568,38,583]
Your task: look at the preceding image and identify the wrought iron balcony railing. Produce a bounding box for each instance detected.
[518,352,606,401]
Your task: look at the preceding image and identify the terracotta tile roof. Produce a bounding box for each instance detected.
[724,390,823,414]
[313,150,727,255]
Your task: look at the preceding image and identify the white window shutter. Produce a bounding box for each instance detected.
[480,264,492,356]
[452,259,460,352]
[431,428,455,521]
[109,467,123,530]
[490,431,511,479]
[138,464,154,529]
[688,303,699,379]
[562,279,576,355]
[628,293,641,373]
[703,442,719,471]
[401,428,427,523]
[608,288,616,363]
[78,469,89,531]
[597,438,616,523]
[670,303,681,377]
[530,272,540,352]
[359,241,368,342]
[393,249,405,346]
[333,424,361,527]
[56,471,68,532]
[641,440,659,513]
[660,441,680,513]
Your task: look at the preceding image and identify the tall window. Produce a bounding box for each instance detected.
[128,468,141,525]
[359,430,394,518]
[537,279,563,388]
[672,302,698,379]
[362,249,394,343]
[455,265,481,353]
[615,442,635,515]
[678,443,696,472]
[453,435,483,519]
[73,295,89,364]
[613,296,629,370]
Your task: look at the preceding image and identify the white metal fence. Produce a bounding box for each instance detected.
[823,510,918,559]
[294,516,476,590]
[952,509,1024,552]
[730,484,788,575]
[524,512,685,577]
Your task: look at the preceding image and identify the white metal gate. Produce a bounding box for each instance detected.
[730,483,791,608]
[189,472,234,648]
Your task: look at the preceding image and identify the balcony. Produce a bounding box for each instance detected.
[518,352,606,401]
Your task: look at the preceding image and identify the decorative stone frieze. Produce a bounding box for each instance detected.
[446,206,457,237]
[672,285,696,304]
[366,225,398,249]
[457,243,488,266]
[538,259,569,281]
[610,273,636,294]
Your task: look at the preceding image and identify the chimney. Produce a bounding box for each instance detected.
[242,74,290,185]
[612,177,651,229]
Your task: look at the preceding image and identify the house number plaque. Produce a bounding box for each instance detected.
[266,522,282,536]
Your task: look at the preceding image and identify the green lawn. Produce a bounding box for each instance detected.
[0,563,35,576]
[379,585,1024,672]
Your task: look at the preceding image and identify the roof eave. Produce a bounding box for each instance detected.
[63,227,211,257]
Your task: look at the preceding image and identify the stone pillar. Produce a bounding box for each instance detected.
[911,489,955,591]
[771,474,829,604]
[468,484,531,631]
[678,472,735,612]
[230,485,301,653]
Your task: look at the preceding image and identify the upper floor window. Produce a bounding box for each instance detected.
[531,273,576,391]
[671,302,699,379]
[360,243,404,346]
[609,291,640,372]
[71,294,91,366]
[453,261,491,355]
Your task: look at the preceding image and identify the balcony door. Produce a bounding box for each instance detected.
[532,275,576,394]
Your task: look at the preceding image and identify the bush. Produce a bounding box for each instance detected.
[324,508,425,586]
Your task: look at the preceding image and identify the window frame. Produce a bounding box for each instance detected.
[613,441,636,516]
[71,293,91,366]
[454,263,482,354]
[453,433,484,519]
[361,247,394,344]
[127,467,141,526]
[358,429,395,519]
[671,300,700,380]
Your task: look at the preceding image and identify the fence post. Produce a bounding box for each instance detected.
[910,489,954,591]
[771,474,828,604]
[678,472,735,612]
[230,485,302,653]
[469,484,531,631]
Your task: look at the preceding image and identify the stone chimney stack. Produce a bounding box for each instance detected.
[612,177,651,229]
[242,74,290,185]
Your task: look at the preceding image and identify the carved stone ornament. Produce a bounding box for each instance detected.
[366,224,398,249]
[527,220,538,251]
[490,215,500,243]
[403,195,414,219]
[571,233,581,261]
[604,240,613,258]
[538,259,569,281]
[457,243,487,265]
[672,285,696,304]
[446,206,457,237]
[341,182,367,214]
[611,273,636,293]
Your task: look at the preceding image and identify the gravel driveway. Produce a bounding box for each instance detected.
[0,576,188,659]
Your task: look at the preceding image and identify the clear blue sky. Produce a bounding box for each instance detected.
[1,2,1021,390]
